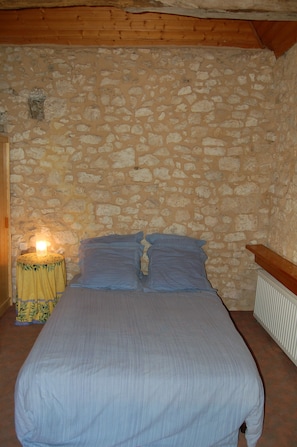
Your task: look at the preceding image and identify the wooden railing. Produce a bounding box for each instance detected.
[246,244,297,295]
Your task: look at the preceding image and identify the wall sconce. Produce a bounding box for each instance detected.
[36,234,47,257]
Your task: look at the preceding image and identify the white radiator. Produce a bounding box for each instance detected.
[254,269,297,366]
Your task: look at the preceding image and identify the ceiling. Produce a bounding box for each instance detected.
[0,1,297,57]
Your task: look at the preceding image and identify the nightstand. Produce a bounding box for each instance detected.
[16,253,66,325]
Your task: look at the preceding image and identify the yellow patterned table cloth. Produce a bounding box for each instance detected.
[16,253,66,325]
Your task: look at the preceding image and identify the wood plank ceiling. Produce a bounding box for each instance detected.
[0,1,297,58]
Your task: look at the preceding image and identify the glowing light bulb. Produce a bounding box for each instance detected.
[36,240,47,257]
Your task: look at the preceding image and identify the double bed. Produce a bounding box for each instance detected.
[15,233,264,447]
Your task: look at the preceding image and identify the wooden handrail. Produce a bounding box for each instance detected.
[246,244,297,296]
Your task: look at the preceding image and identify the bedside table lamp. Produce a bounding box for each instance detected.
[36,235,47,257]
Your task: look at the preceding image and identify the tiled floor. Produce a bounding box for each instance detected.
[232,311,297,447]
[0,307,43,447]
[0,306,296,446]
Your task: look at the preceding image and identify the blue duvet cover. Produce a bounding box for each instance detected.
[15,287,264,447]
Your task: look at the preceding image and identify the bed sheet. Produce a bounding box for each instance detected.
[15,287,264,447]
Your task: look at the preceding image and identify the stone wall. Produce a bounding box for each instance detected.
[0,46,277,309]
[267,44,297,264]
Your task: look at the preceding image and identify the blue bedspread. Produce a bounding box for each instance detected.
[15,287,264,447]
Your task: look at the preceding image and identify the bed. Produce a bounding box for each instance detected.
[15,233,264,447]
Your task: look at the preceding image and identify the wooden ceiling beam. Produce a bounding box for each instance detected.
[1,0,297,21]
[0,7,264,50]
[253,21,297,57]
[1,4,297,56]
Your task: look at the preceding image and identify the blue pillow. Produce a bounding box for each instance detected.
[144,235,214,292]
[80,231,144,247]
[146,233,206,249]
[72,242,144,290]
